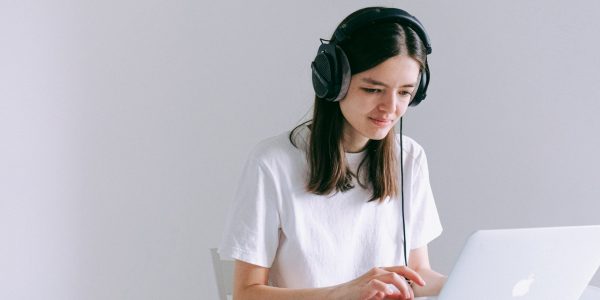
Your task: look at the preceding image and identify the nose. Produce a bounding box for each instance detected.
[378,91,397,113]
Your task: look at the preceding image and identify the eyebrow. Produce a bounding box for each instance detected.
[360,77,416,88]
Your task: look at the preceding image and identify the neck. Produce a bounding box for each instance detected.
[342,125,368,153]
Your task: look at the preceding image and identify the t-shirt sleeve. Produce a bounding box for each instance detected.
[408,149,443,250]
[218,153,281,268]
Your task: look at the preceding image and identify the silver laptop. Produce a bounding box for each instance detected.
[416,225,600,300]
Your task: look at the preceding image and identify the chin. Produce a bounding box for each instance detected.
[367,129,392,141]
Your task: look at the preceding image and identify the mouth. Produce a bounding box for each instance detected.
[369,117,393,127]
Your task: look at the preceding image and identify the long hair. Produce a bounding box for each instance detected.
[290,7,429,202]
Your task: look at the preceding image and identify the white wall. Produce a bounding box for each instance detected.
[1,0,599,299]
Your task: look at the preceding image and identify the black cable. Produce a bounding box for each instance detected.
[400,117,408,267]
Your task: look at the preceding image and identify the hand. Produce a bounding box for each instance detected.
[333,266,426,300]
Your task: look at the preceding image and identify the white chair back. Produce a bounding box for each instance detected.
[210,248,235,300]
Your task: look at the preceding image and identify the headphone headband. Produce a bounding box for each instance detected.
[333,8,432,54]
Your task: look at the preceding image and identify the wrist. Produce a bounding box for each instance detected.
[326,283,349,300]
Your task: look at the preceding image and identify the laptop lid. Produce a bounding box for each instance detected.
[434,225,600,300]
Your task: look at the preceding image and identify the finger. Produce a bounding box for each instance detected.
[386,283,400,296]
[365,288,385,300]
[369,278,394,296]
[381,266,426,287]
[375,272,411,298]
[362,286,380,300]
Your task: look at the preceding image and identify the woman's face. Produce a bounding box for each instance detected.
[339,54,421,153]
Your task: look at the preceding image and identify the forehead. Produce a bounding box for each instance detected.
[354,55,420,86]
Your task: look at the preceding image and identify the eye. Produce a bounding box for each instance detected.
[361,88,382,94]
[399,91,413,97]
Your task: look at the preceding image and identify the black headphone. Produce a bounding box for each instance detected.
[311,7,432,106]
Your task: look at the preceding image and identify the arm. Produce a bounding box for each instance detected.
[233,260,426,300]
[407,245,447,297]
[233,260,336,300]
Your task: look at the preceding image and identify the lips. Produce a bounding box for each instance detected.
[369,117,392,127]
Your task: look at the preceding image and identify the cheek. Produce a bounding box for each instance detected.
[397,102,410,115]
[338,101,353,124]
[339,97,367,119]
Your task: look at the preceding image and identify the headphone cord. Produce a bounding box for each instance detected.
[400,118,416,289]
[400,117,408,267]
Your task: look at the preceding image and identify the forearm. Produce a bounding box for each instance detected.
[411,268,447,297]
[235,283,342,300]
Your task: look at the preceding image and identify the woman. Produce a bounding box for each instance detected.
[219,7,446,300]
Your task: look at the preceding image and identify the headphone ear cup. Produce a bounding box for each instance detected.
[311,43,341,101]
[409,67,429,106]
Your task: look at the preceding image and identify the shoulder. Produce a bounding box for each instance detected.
[247,129,305,170]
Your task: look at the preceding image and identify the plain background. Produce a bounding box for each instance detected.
[2,0,600,299]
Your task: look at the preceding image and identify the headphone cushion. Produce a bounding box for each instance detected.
[332,45,351,102]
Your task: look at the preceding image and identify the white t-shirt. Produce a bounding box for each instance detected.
[219,125,442,288]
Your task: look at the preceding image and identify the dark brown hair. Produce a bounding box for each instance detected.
[290,7,429,202]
